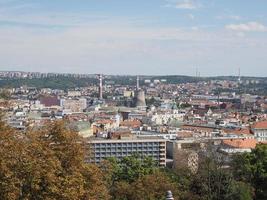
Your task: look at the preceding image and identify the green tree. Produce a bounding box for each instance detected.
[189,148,253,200]
[232,144,267,200]
[102,154,180,200]
[0,89,11,100]
[112,170,179,200]
[106,154,156,183]
[231,181,254,200]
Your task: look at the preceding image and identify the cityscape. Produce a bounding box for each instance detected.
[0,70,267,199]
[0,0,267,200]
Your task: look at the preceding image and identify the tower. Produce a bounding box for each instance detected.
[98,74,103,99]
[135,90,146,108]
[136,76,140,90]
[133,75,146,110]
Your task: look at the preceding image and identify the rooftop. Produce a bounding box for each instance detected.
[222,138,257,149]
[252,120,267,129]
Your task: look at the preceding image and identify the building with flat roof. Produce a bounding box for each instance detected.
[86,137,166,166]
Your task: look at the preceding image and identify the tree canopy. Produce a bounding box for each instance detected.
[232,144,267,200]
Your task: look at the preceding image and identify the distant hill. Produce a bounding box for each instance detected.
[0,74,266,90]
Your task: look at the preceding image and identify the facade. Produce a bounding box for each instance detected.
[87,138,166,166]
[60,98,87,113]
[151,112,184,125]
[67,91,81,97]
[251,120,267,142]
[167,140,204,173]
[39,96,60,107]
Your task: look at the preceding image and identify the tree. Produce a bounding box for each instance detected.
[232,144,267,200]
[0,89,11,100]
[189,146,253,200]
[103,155,180,200]
[0,119,111,200]
[112,170,179,200]
[231,181,254,200]
[106,154,156,183]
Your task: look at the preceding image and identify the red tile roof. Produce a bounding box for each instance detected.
[223,128,252,135]
[223,138,257,149]
[95,119,114,124]
[120,119,142,128]
[181,125,214,132]
[252,120,267,129]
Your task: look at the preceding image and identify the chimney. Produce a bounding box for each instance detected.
[136,76,140,90]
[99,74,103,99]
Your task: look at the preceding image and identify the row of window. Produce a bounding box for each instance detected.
[94,147,160,151]
[91,142,163,148]
[94,153,160,157]
[92,158,160,163]
[94,150,162,154]
[257,132,267,137]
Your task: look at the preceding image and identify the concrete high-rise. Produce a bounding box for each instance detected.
[87,137,166,166]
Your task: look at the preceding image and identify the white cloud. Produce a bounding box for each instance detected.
[165,0,199,10]
[229,15,241,20]
[217,15,241,20]
[0,2,267,75]
[176,0,196,9]
[225,22,267,32]
[0,24,266,75]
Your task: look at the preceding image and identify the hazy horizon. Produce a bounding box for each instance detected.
[2,69,267,78]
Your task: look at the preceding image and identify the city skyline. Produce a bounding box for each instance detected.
[0,0,267,76]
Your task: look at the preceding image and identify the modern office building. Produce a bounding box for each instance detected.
[86,137,166,166]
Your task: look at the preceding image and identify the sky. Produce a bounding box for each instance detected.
[0,0,267,76]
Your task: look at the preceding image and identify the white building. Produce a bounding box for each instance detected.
[151,112,185,125]
[251,120,267,142]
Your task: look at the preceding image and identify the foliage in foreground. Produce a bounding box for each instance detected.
[0,119,110,200]
[232,144,267,200]
[0,117,266,200]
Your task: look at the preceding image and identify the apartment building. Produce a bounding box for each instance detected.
[87,137,166,166]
